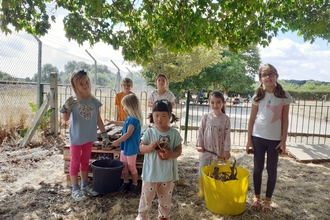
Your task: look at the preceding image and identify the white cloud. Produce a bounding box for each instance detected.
[259,38,330,82]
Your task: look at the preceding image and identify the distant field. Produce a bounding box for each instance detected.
[0,87,36,126]
[1,84,330,146]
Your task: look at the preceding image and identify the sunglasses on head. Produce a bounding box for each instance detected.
[155,100,170,105]
[78,70,87,75]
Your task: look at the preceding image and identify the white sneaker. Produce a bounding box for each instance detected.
[81,186,99,197]
[72,189,87,201]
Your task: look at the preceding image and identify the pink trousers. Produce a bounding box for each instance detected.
[120,151,138,175]
[69,142,93,176]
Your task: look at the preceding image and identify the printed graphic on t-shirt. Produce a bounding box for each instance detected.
[267,99,284,124]
[159,135,171,150]
[78,103,95,120]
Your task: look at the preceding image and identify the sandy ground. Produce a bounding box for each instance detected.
[1,137,330,220]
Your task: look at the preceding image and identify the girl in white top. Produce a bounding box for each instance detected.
[148,74,176,108]
[246,64,291,213]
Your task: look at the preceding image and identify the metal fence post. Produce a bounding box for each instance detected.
[184,91,191,145]
[85,50,97,88]
[111,60,121,92]
[40,84,44,105]
[33,35,42,109]
[50,73,58,136]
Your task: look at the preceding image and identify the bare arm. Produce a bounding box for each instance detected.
[61,111,71,121]
[246,104,258,153]
[281,104,290,142]
[112,124,135,146]
[167,143,182,158]
[278,104,290,153]
[97,109,106,133]
[140,140,158,153]
[108,120,124,126]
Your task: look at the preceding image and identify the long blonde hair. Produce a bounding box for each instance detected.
[70,70,96,100]
[122,94,143,126]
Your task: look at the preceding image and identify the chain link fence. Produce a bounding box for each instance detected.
[0,31,153,143]
[2,31,330,147]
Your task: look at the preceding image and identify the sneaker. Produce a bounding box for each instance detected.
[128,184,140,194]
[118,182,130,192]
[72,189,87,201]
[81,185,99,197]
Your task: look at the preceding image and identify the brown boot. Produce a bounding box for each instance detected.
[197,177,204,198]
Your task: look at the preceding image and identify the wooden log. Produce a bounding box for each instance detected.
[6,147,44,157]
[20,91,53,147]
[63,147,70,160]
[18,150,50,160]
[107,127,122,137]
[97,124,116,136]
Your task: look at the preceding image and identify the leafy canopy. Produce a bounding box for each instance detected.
[1,0,330,63]
[168,45,261,94]
[145,41,223,82]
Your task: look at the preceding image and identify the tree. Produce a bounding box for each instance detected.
[32,63,59,83]
[0,70,16,80]
[95,73,111,87]
[60,60,115,85]
[169,46,261,94]
[1,0,329,64]
[145,42,223,83]
[63,61,91,75]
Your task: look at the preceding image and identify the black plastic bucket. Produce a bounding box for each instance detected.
[91,159,124,194]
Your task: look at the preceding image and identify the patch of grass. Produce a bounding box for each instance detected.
[0,105,30,144]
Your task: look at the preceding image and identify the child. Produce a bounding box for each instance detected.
[115,78,134,121]
[109,94,143,193]
[60,70,110,201]
[196,91,231,198]
[136,99,182,220]
[246,64,291,213]
[148,74,176,108]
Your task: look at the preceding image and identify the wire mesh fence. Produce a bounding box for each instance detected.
[0,31,152,127]
[1,32,330,147]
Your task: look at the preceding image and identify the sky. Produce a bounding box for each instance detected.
[259,32,330,82]
[1,5,330,82]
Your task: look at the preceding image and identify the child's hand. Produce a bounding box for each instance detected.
[111,140,120,147]
[60,96,78,113]
[196,146,205,152]
[107,120,114,124]
[224,151,231,160]
[276,141,286,155]
[150,141,159,150]
[158,148,173,160]
[101,132,111,148]
[246,142,254,154]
